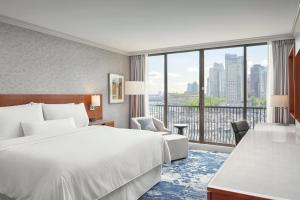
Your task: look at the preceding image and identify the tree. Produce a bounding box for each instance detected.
[184,97,225,107]
[248,96,266,107]
[205,97,225,106]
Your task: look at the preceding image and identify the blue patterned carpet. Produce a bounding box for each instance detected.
[139,150,228,200]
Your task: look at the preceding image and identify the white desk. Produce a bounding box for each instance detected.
[207,123,300,200]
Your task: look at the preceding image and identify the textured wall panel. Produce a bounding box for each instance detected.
[0,22,129,128]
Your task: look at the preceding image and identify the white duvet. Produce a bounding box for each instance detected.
[0,126,171,200]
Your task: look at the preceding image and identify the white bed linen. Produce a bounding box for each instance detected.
[0,126,170,200]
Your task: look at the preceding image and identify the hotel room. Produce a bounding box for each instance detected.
[0,0,300,200]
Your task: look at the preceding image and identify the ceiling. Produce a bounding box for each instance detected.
[0,0,299,54]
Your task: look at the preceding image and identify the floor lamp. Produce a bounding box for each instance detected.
[125,81,145,118]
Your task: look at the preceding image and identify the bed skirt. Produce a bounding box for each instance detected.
[0,165,161,200]
[100,165,162,200]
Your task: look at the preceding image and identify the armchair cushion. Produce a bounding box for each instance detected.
[137,118,157,132]
[157,131,171,136]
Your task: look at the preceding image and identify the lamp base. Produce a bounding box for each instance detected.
[90,105,95,110]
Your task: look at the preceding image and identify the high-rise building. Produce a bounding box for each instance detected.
[185,81,198,94]
[225,54,243,106]
[250,64,267,98]
[207,63,225,97]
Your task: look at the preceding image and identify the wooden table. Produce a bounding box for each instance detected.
[89,120,114,127]
[174,124,188,135]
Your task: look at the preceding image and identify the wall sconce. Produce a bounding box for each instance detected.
[90,95,101,111]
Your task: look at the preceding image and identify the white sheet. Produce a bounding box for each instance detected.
[0,126,170,200]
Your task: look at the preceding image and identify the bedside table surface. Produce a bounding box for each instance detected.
[89,119,114,126]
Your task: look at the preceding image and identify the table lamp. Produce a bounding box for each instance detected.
[270,95,288,125]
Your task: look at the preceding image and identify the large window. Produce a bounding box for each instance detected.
[167,51,199,140]
[246,45,268,126]
[205,47,244,107]
[147,43,268,145]
[204,47,244,144]
[148,55,165,121]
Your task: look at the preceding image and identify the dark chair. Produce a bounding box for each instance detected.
[231,120,250,145]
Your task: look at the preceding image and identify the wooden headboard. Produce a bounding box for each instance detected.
[0,94,103,120]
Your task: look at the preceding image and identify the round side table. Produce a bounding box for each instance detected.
[174,124,188,135]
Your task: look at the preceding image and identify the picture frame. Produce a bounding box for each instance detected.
[108,73,125,104]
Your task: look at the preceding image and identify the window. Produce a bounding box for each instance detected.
[204,47,244,107]
[148,55,165,121]
[167,51,199,140]
[204,47,244,144]
[147,43,268,145]
[246,45,268,126]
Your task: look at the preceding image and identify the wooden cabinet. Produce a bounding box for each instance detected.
[289,46,295,117]
[207,188,268,200]
[289,46,300,121]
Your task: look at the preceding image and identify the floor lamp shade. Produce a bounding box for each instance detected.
[125,81,145,95]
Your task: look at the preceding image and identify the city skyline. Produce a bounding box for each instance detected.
[148,45,268,96]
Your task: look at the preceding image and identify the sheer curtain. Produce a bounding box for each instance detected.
[266,42,274,123]
[267,39,294,124]
[144,55,150,116]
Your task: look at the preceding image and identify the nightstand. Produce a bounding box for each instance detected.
[89,120,114,127]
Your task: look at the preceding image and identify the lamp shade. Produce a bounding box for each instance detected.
[91,95,101,107]
[125,81,145,95]
[270,95,288,108]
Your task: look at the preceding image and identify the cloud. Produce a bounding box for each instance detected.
[168,81,188,93]
[247,60,254,67]
[187,67,198,72]
[149,71,162,79]
[261,58,268,66]
[247,58,268,67]
[168,73,180,78]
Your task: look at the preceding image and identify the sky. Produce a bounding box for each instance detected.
[148,45,268,94]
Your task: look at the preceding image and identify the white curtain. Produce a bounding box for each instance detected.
[266,42,274,123]
[269,39,294,124]
[129,55,147,118]
[144,54,149,116]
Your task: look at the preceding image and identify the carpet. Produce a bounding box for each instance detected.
[139,150,228,200]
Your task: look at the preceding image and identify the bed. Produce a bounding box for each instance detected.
[0,94,170,200]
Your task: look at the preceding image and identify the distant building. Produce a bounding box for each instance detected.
[207,63,225,97]
[185,81,199,94]
[225,54,243,106]
[250,64,267,98]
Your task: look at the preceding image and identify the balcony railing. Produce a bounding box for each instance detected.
[149,105,266,145]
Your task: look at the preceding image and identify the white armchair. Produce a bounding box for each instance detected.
[131,117,172,135]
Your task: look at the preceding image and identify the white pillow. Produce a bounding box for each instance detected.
[21,118,76,136]
[0,104,44,139]
[42,103,89,127]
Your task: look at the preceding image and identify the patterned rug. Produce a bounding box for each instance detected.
[139,150,228,200]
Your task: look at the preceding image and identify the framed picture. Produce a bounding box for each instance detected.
[108,73,124,104]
